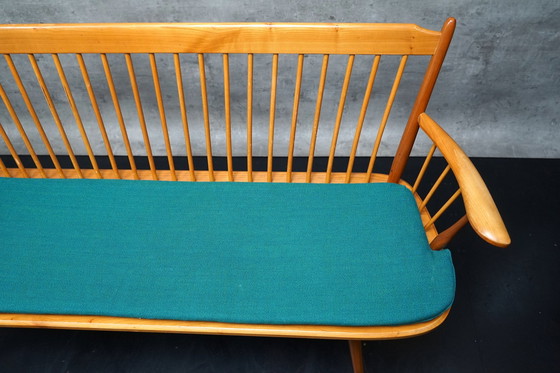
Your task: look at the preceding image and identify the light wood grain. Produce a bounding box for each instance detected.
[306,54,329,183]
[0,309,450,340]
[4,55,63,177]
[412,144,437,193]
[366,55,408,181]
[173,53,196,182]
[388,17,456,182]
[150,53,177,181]
[346,55,380,183]
[246,53,254,182]
[0,123,27,178]
[223,53,234,182]
[418,113,510,247]
[1,168,390,183]
[419,164,451,210]
[267,54,279,182]
[0,23,441,55]
[125,53,157,180]
[28,54,83,177]
[197,53,215,181]
[286,54,304,183]
[0,156,8,177]
[0,76,44,176]
[53,54,101,178]
[424,188,462,229]
[77,54,120,179]
[101,53,139,180]
[326,54,354,183]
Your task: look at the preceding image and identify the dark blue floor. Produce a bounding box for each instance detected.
[1,158,558,372]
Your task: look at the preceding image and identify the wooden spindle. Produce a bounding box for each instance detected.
[366,55,408,181]
[52,54,101,178]
[430,215,468,250]
[100,54,139,179]
[28,54,82,177]
[325,54,354,183]
[247,53,254,182]
[198,53,214,181]
[267,53,279,182]
[76,53,120,179]
[286,54,304,183]
[125,53,158,180]
[306,54,329,183]
[5,54,63,177]
[0,81,43,177]
[419,164,451,210]
[412,143,437,193]
[346,55,380,183]
[424,188,462,229]
[0,154,9,177]
[388,18,456,183]
[223,53,234,181]
[173,53,196,181]
[150,53,176,181]
[0,120,28,177]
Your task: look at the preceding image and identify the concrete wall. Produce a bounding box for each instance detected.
[1,0,558,158]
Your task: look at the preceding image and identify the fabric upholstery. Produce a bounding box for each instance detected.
[0,178,454,326]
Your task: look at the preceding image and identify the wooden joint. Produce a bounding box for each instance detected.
[430,214,468,250]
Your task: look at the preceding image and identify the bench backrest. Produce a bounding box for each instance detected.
[0,19,455,183]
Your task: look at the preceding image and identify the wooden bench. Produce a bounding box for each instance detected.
[0,18,510,372]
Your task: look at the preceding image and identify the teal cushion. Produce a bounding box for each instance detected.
[0,178,454,326]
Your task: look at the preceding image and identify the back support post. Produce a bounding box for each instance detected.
[388,17,456,183]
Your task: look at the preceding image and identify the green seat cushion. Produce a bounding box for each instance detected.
[0,178,454,326]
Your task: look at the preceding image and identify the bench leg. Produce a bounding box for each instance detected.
[348,340,364,373]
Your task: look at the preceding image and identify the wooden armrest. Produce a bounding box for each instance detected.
[418,113,511,248]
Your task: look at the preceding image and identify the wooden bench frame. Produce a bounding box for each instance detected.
[0,18,510,372]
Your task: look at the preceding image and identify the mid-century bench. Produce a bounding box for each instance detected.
[0,18,510,372]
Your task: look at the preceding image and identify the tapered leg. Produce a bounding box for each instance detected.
[348,340,364,373]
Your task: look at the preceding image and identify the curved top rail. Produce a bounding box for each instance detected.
[0,22,442,55]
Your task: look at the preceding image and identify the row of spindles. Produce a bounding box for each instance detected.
[0,52,417,183]
[0,51,465,235]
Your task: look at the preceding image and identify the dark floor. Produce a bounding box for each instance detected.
[0,158,559,372]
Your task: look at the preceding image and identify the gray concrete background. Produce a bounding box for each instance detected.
[0,0,558,158]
